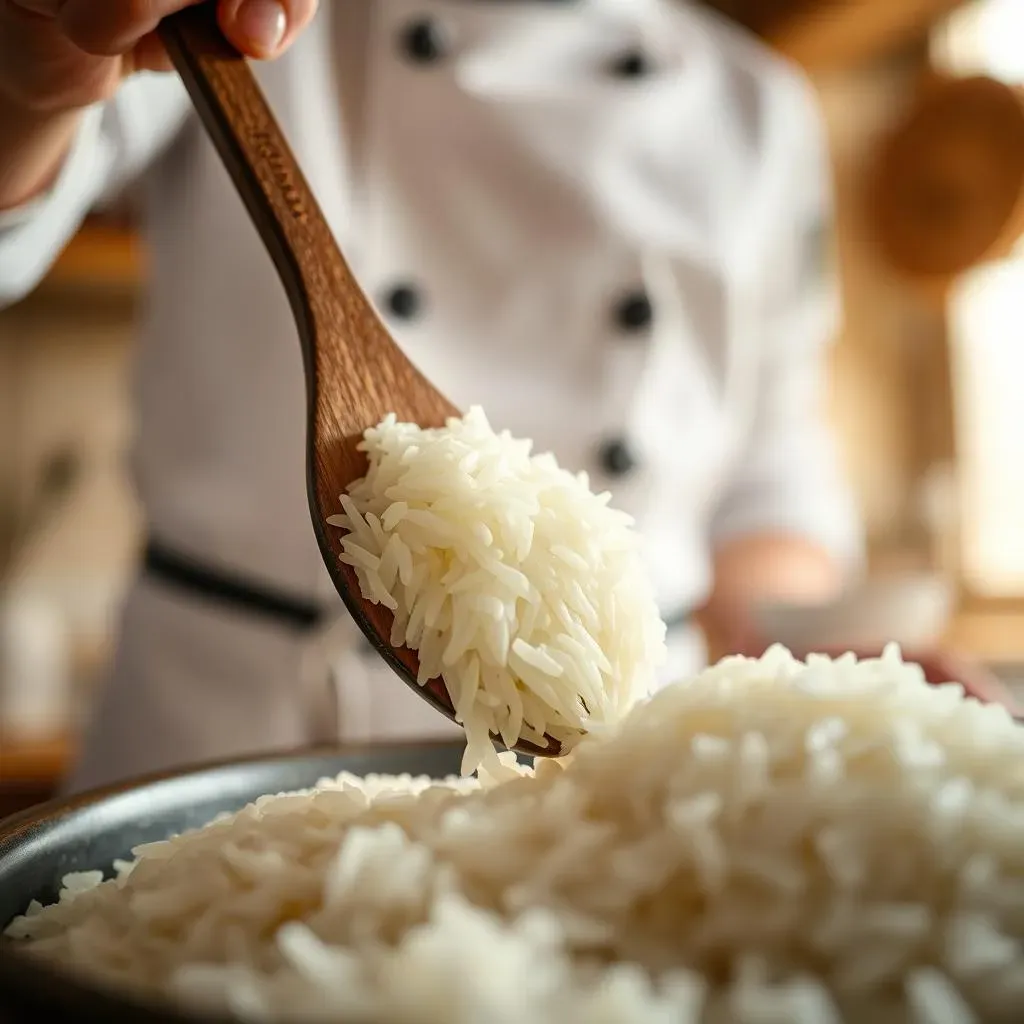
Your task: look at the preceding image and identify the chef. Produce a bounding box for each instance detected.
[0,0,863,793]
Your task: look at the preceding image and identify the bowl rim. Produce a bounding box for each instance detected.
[0,738,468,1024]
[0,737,463,844]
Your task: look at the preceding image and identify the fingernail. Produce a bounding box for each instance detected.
[234,0,287,57]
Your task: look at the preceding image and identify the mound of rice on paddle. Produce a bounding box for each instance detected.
[327,407,667,773]
[10,645,1024,1022]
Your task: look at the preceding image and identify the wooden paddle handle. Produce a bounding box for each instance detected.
[158,4,344,336]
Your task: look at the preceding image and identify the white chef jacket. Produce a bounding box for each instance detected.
[0,0,862,791]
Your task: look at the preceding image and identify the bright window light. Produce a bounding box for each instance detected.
[949,259,1024,595]
[978,0,1024,83]
[932,0,1024,84]
[934,0,1024,596]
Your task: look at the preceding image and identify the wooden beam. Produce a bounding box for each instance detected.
[44,218,143,289]
[701,0,966,72]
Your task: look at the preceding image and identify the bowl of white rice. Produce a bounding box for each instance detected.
[0,740,471,1023]
[4,647,1024,1024]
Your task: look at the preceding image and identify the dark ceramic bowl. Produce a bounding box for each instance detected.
[0,741,467,1024]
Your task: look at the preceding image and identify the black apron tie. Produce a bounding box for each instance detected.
[143,539,691,635]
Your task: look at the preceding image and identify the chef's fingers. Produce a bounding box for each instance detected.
[129,29,175,73]
[218,0,318,59]
[56,1,201,56]
[57,0,318,61]
[8,0,63,16]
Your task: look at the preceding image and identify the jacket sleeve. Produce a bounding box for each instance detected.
[0,73,190,308]
[708,70,864,571]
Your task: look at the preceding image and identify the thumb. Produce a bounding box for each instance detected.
[218,0,318,60]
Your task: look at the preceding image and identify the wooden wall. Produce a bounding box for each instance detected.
[816,49,959,571]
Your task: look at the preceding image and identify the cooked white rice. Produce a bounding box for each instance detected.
[326,407,667,774]
[9,645,1024,1022]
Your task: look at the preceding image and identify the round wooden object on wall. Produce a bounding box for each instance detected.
[868,75,1024,281]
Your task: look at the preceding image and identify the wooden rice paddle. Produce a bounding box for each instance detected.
[158,4,561,758]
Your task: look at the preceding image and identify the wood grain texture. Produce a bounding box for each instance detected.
[158,6,558,757]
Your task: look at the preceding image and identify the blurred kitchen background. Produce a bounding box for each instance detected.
[2,0,1024,809]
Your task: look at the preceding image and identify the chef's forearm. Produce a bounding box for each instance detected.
[0,97,80,211]
[698,532,843,657]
